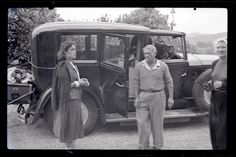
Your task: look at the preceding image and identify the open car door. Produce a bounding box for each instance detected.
[100,33,129,117]
[148,34,189,107]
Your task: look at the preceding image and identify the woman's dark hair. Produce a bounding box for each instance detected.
[57,40,76,61]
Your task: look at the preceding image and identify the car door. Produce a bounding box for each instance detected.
[149,34,189,107]
[158,35,189,105]
[100,33,129,117]
[164,59,189,99]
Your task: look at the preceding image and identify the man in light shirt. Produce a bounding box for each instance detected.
[133,44,174,149]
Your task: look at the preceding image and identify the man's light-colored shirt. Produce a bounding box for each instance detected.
[133,59,172,92]
[141,59,160,71]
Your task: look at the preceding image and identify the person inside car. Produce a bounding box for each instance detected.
[165,46,175,59]
[154,41,169,59]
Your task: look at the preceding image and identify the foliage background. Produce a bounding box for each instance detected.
[8,8,225,70]
[8,8,64,69]
[8,8,174,69]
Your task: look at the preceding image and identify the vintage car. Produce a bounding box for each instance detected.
[7,22,219,135]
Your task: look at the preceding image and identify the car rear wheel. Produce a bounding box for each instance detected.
[192,69,212,111]
[43,93,98,136]
[81,94,98,135]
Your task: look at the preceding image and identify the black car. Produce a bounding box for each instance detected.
[7,22,218,135]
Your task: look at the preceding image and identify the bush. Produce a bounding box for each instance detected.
[8,8,64,70]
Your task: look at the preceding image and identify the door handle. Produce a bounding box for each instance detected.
[115,82,125,87]
[180,72,187,77]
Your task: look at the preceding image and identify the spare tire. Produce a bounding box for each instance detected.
[192,69,212,111]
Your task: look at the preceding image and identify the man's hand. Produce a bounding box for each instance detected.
[167,97,174,109]
[213,80,222,89]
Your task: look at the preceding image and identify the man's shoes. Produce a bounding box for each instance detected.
[138,146,161,150]
[65,142,76,149]
[152,146,161,150]
[138,146,150,150]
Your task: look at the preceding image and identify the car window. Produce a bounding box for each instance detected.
[60,34,97,60]
[150,35,184,60]
[103,35,125,68]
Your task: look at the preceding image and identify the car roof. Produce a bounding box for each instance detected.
[32,22,151,38]
[32,21,185,38]
[149,29,185,36]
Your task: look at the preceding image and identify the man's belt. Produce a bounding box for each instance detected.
[140,89,163,93]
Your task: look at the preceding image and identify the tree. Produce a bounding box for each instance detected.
[8,8,64,69]
[170,8,176,30]
[116,8,170,29]
[97,13,113,22]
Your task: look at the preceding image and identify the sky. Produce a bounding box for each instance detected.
[56,8,227,34]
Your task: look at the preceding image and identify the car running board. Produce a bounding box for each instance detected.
[104,107,208,123]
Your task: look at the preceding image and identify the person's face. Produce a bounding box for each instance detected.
[215,41,227,58]
[169,47,174,54]
[143,48,156,63]
[65,45,76,60]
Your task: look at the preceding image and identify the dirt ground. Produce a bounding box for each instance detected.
[7,105,212,150]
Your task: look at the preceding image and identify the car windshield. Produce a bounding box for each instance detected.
[144,35,184,60]
[150,35,184,52]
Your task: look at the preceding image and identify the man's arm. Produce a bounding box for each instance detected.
[163,63,174,108]
[166,79,174,99]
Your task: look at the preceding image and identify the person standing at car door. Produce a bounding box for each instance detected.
[51,40,90,149]
[133,44,174,149]
[209,38,227,150]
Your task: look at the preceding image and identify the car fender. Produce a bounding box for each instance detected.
[32,86,52,124]
[187,54,219,66]
[32,84,105,124]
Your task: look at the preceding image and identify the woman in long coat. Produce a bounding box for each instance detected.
[51,40,89,149]
[209,38,227,149]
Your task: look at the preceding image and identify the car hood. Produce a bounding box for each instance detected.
[187,54,219,66]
